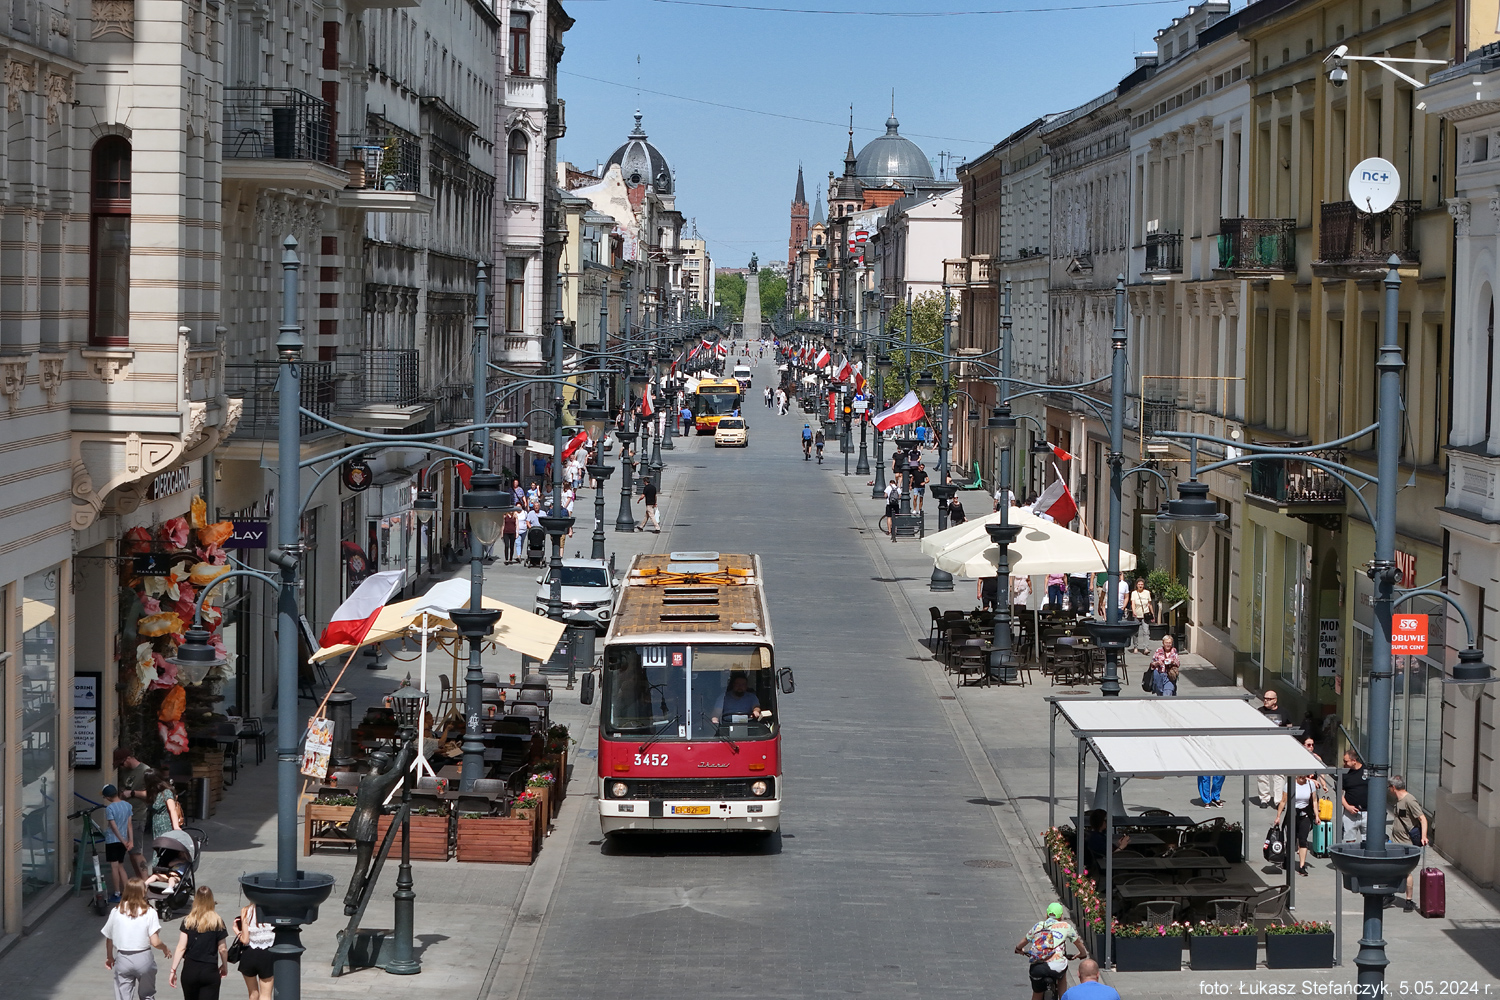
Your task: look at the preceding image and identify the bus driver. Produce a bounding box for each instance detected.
[713,671,762,724]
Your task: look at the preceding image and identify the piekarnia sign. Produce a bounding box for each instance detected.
[1201,983,1442,995]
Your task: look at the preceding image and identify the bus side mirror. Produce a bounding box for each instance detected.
[580,672,596,705]
[778,668,795,695]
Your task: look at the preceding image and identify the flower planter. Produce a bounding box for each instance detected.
[1264,933,1334,969]
[455,816,536,864]
[304,803,355,855]
[1112,935,1183,972]
[1219,830,1244,863]
[375,813,452,861]
[1189,934,1258,971]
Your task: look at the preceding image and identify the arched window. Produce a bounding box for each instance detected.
[507,131,528,200]
[90,137,131,345]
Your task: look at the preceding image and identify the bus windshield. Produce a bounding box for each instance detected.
[603,644,776,740]
[695,392,741,416]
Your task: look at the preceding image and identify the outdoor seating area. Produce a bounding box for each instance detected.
[929,603,1130,688]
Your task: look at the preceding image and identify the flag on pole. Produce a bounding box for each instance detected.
[1032,465,1079,525]
[828,391,836,421]
[836,358,853,383]
[640,387,654,418]
[319,570,404,649]
[715,341,728,357]
[814,348,831,368]
[1050,443,1074,463]
[871,390,925,431]
[561,429,590,461]
[854,368,867,394]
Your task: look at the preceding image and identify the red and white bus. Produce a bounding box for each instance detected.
[590,551,792,834]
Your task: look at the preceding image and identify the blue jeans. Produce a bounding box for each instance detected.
[1047,584,1066,607]
[1198,775,1225,804]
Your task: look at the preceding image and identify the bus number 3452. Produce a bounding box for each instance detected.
[633,753,669,766]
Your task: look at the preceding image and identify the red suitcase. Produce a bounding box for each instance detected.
[1418,867,1445,918]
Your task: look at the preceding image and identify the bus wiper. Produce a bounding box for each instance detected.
[710,721,740,753]
[637,714,680,753]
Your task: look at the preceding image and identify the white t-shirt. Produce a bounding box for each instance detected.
[102,906,161,951]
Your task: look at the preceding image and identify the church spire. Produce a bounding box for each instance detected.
[843,106,857,176]
[794,164,806,205]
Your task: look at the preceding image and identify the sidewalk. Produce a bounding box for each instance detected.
[0,442,698,1000]
[831,469,1500,997]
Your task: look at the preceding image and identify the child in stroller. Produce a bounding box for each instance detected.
[145,827,204,918]
[524,525,546,568]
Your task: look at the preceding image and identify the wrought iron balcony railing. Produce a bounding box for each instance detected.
[224,361,334,437]
[1217,218,1296,273]
[1144,231,1183,274]
[1317,201,1419,269]
[335,349,422,408]
[224,88,332,162]
[1247,449,1347,506]
[339,126,421,192]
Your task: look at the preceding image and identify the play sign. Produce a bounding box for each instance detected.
[1391,614,1428,655]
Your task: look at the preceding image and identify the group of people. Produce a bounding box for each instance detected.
[102,749,184,902]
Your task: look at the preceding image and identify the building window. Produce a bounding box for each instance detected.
[507,131,528,200]
[21,566,61,904]
[90,137,131,346]
[506,258,525,332]
[509,11,530,76]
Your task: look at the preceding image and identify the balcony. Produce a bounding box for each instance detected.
[334,349,431,428]
[336,126,432,213]
[548,99,566,140]
[968,254,992,285]
[224,361,336,439]
[1246,448,1347,517]
[1314,201,1419,277]
[1217,218,1296,275]
[1144,231,1183,276]
[222,88,347,190]
[943,258,969,287]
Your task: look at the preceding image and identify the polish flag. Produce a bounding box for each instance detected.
[319,570,404,649]
[836,358,853,383]
[1032,469,1079,526]
[640,388,654,418]
[1050,443,1074,463]
[854,369,867,394]
[561,429,589,461]
[871,390,925,431]
[715,341,728,357]
[815,348,831,369]
[828,391,836,421]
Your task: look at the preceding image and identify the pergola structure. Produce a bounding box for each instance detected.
[1047,696,1344,968]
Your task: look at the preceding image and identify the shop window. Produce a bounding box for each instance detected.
[20,566,61,904]
[506,258,526,332]
[509,11,530,76]
[90,137,131,346]
[507,131,528,200]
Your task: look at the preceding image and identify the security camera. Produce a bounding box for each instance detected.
[1324,44,1349,86]
[1330,65,1348,86]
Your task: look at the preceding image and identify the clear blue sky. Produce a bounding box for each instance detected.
[556,0,1218,268]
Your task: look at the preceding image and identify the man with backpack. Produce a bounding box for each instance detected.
[1014,902,1087,1000]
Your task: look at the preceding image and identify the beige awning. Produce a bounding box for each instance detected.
[311,585,564,663]
[920,507,1137,578]
[22,598,57,634]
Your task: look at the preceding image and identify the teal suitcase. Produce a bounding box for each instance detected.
[1311,820,1333,858]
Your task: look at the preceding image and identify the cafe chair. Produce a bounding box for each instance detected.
[1174,847,1210,858]
[455,778,508,816]
[1251,885,1293,926]
[1139,899,1182,925]
[928,606,943,646]
[1207,898,1249,925]
[952,640,989,687]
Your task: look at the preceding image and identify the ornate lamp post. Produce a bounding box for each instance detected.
[384,684,426,975]
[457,471,509,788]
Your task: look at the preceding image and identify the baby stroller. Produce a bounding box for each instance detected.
[524,526,546,568]
[146,827,205,918]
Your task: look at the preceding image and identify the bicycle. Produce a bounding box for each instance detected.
[69,795,110,915]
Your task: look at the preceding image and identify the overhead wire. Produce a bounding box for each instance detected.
[646,0,1182,13]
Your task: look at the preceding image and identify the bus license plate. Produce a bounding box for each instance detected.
[672,805,710,815]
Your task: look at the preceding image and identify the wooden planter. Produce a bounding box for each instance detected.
[375,812,452,861]
[527,786,553,830]
[1264,933,1334,969]
[304,803,355,855]
[455,816,536,864]
[1112,935,1183,972]
[1189,933,1258,971]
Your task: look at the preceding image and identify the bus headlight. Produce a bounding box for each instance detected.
[611,781,628,798]
[751,780,768,796]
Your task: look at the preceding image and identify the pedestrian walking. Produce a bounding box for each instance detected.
[910,463,928,512]
[1045,574,1067,609]
[113,747,151,879]
[168,886,229,1000]
[234,901,275,1000]
[1066,572,1090,616]
[1274,772,1323,876]
[102,878,172,1000]
[1144,634,1179,696]
[1255,691,1290,806]
[978,576,998,611]
[1128,578,1154,653]
[1389,775,1429,910]
[635,476,659,532]
[145,773,183,841]
[102,783,134,901]
[993,485,1014,512]
[501,510,518,565]
[1061,959,1120,1000]
[1340,747,1369,843]
[948,494,966,525]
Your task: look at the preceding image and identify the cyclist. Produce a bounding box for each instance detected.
[801,424,813,460]
[814,428,825,464]
[1015,902,1087,1000]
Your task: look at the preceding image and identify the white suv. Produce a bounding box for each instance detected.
[534,558,620,633]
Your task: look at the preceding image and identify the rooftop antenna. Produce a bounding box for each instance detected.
[937,150,952,180]
[891,89,895,116]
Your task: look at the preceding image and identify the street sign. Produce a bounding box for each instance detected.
[853,399,869,412]
[1391,614,1428,655]
[225,519,269,549]
[1348,157,1401,214]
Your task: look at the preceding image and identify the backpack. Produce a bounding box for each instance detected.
[1142,666,1157,693]
[1263,824,1285,862]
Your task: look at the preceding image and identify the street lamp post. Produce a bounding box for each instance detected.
[578,398,613,560]
[871,296,889,500]
[930,287,956,591]
[384,685,426,975]
[543,283,576,621]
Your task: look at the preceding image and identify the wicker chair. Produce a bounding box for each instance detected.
[1139,899,1181,925]
[1207,898,1249,925]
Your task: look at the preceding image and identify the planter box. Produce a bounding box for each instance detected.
[304,803,354,855]
[1112,935,1183,972]
[1219,830,1244,863]
[512,806,545,846]
[1264,933,1334,969]
[375,813,452,861]
[1189,934,1258,971]
[455,816,536,864]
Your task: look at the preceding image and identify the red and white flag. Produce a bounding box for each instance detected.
[814,348,831,369]
[639,387,654,418]
[561,429,589,461]
[319,569,404,649]
[715,341,728,357]
[1049,443,1074,463]
[871,390,925,431]
[836,358,853,383]
[1032,467,1079,526]
[854,368,867,394]
[828,391,836,421]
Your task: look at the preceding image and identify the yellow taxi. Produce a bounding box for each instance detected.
[713,416,749,448]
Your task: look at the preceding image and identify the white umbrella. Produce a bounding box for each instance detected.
[924,507,1138,578]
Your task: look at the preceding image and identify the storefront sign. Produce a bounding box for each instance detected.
[1392,614,1429,655]
[225,520,269,549]
[342,457,373,492]
[300,717,334,780]
[1395,549,1417,588]
[132,553,174,576]
[1318,619,1340,677]
[145,465,194,503]
[73,672,102,769]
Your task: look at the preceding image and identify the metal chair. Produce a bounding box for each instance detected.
[928,606,945,646]
[1139,808,1176,817]
[1139,899,1181,925]
[1207,898,1249,925]
[1174,847,1210,858]
[952,640,989,687]
[1251,885,1293,926]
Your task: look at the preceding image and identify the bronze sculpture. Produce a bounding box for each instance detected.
[341,738,419,915]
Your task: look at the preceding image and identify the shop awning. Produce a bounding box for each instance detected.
[490,431,554,457]
[1088,733,1334,778]
[311,578,565,663]
[1054,696,1281,735]
[21,598,56,634]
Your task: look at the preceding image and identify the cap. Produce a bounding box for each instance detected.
[1046,902,1067,919]
[102,784,119,798]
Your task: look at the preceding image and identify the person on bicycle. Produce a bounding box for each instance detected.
[801,424,813,460]
[814,428,825,463]
[1015,902,1087,1000]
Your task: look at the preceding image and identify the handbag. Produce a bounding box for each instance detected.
[227,922,244,963]
[1263,824,1285,862]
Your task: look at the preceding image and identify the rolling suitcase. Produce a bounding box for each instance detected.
[1418,866,1445,918]
[1311,820,1334,858]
